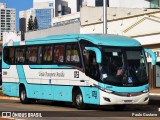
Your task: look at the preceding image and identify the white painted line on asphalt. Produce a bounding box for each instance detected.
[149,93,160,96]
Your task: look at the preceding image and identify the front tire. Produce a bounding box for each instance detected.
[73,90,86,110]
[19,87,31,104]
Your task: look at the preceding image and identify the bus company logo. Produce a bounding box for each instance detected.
[74,71,79,78]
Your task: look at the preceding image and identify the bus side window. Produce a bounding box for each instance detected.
[38,46,42,64]
[80,40,99,79]
[26,46,38,64]
[54,45,64,63]
[65,44,81,67]
[43,45,53,63]
[15,47,25,64]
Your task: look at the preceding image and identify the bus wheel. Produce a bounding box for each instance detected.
[20,87,31,104]
[73,90,86,110]
[113,105,126,111]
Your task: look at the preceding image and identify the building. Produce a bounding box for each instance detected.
[86,0,160,8]
[0,3,16,43]
[25,12,80,40]
[19,0,74,40]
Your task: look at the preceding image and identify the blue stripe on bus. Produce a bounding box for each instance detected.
[98,83,149,93]
[29,65,72,69]
[13,41,20,46]
[16,65,27,84]
[2,43,10,69]
[16,65,29,97]
[2,61,10,69]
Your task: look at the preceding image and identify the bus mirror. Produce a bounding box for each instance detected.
[85,47,102,63]
[145,49,156,66]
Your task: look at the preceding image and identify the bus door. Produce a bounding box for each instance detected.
[82,47,100,104]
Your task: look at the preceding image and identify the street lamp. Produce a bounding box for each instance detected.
[103,0,107,34]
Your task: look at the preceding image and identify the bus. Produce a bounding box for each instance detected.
[2,34,156,110]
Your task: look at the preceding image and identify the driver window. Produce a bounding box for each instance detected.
[80,40,99,80]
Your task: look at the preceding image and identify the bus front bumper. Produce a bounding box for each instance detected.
[99,90,149,105]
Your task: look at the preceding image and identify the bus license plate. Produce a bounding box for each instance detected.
[124,100,133,103]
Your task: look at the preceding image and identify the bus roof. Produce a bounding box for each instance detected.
[23,34,141,47]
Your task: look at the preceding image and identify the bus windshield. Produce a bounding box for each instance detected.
[99,46,148,87]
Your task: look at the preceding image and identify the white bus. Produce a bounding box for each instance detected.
[2,34,156,110]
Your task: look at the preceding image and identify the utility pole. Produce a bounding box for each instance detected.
[103,0,107,34]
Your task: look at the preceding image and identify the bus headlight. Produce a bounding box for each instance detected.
[142,89,149,93]
[93,84,113,93]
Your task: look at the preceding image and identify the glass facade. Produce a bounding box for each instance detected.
[96,0,109,7]
[36,9,52,29]
[150,0,160,8]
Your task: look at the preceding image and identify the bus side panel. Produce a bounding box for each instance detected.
[89,87,100,105]
[53,85,73,102]
[26,84,73,102]
[80,87,100,105]
[27,84,42,99]
[2,82,19,97]
[2,65,19,97]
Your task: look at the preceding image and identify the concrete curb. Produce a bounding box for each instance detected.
[0,96,19,100]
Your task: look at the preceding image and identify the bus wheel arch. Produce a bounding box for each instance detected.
[19,84,31,104]
[72,86,86,110]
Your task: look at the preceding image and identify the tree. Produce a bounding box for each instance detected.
[33,17,38,30]
[27,15,34,31]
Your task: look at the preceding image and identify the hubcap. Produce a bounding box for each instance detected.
[76,94,82,106]
[21,90,25,100]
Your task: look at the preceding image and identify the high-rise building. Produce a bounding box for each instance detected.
[0,3,16,41]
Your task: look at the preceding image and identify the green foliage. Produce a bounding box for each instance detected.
[33,17,38,30]
[27,15,39,31]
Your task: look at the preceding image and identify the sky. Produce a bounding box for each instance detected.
[0,0,33,30]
